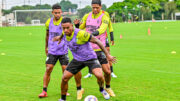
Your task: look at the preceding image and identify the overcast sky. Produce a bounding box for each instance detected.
[0,0,123,9]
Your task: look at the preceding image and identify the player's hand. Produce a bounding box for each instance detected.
[45,48,48,56]
[53,36,60,41]
[53,36,62,44]
[107,55,117,64]
[110,41,114,46]
[73,19,80,25]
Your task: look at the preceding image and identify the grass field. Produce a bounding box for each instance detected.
[0,21,180,101]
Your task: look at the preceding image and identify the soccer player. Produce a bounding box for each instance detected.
[38,4,81,99]
[74,0,116,97]
[83,10,117,78]
[54,17,116,101]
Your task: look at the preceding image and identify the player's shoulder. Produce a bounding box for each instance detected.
[102,13,109,20]
[45,18,51,26]
[83,12,91,19]
[77,30,86,36]
[77,30,89,37]
[46,18,51,23]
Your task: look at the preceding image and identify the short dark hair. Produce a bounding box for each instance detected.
[61,17,72,24]
[52,4,61,10]
[91,0,101,6]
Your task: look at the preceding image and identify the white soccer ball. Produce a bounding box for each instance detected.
[84,95,98,101]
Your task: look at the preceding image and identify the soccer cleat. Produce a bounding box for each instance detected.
[101,89,110,100]
[77,88,84,100]
[38,91,48,98]
[58,99,65,101]
[105,88,116,97]
[84,73,92,78]
[111,72,117,78]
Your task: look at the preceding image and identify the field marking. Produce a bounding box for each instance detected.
[150,70,180,74]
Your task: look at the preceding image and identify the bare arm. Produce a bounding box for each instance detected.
[90,36,117,63]
[53,34,64,44]
[45,30,49,56]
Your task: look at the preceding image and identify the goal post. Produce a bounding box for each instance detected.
[31,19,41,25]
[14,9,52,26]
[175,12,180,20]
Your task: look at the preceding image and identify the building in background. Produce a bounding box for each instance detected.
[0,5,2,27]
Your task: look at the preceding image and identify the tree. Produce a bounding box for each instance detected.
[78,6,91,19]
[2,4,51,15]
[102,4,107,11]
[174,0,180,10]
[59,0,77,12]
[164,1,177,19]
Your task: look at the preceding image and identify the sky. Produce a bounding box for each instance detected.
[0,0,123,9]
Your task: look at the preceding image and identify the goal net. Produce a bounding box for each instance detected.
[14,9,52,26]
[175,12,180,20]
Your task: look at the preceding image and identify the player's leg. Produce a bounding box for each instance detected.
[85,59,110,100]
[83,68,92,78]
[106,42,117,78]
[39,54,58,98]
[109,61,117,78]
[59,59,85,100]
[59,54,69,73]
[59,54,83,97]
[96,51,116,97]
[60,70,74,101]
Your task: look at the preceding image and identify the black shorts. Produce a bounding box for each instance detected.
[95,51,108,65]
[46,54,69,65]
[105,38,110,47]
[66,59,101,75]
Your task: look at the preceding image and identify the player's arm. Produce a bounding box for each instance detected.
[52,33,64,44]
[92,15,109,36]
[45,30,49,56]
[90,35,117,63]
[45,18,50,56]
[108,18,115,45]
[105,11,115,45]
[74,14,89,29]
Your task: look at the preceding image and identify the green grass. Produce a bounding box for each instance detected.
[0,21,180,101]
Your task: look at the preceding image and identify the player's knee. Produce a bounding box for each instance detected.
[62,76,70,83]
[46,66,53,74]
[96,74,104,81]
[98,76,104,82]
[104,69,111,75]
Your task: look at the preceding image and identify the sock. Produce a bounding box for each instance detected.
[100,87,104,92]
[43,87,47,92]
[106,85,110,88]
[77,85,82,90]
[89,68,92,74]
[110,66,113,73]
[61,95,66,100]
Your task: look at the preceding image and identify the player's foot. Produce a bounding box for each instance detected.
[38,91,48,98]
[101,89,110,100]
[77,88,84,100]
[84,73,92,78]
[105,88,116,97]
[58,99,65,101]
[111,72,117,78]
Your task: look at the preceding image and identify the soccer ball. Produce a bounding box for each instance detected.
[84,95,98,101]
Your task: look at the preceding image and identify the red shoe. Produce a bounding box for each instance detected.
[38,91,48,98]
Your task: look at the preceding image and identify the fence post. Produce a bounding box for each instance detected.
[162,13,164,20]
[141,14,144,21]
[171,13,174,20]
